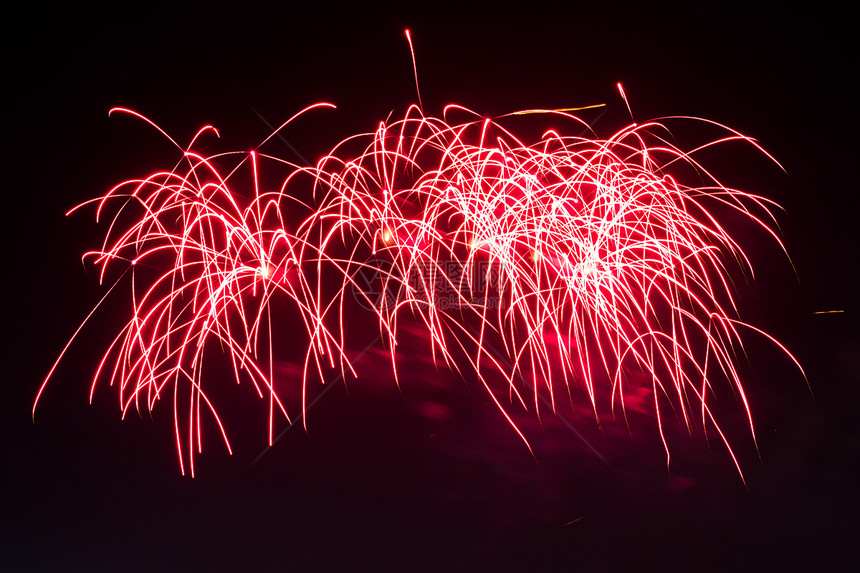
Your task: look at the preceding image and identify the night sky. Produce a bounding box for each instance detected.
[6,3,857,571]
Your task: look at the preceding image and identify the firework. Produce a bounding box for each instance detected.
[36,96,802,478]
[35,105,347,476]
[304,103,804,475]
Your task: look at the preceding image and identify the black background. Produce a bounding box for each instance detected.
[5,2,857,571]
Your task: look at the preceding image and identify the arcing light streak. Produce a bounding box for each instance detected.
[36,99,802,478]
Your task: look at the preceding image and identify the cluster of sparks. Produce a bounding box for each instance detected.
[36,92,802,477]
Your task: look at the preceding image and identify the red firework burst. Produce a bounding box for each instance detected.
[35,89,802,478]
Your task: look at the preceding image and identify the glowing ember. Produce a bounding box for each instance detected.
[35,96,802,478]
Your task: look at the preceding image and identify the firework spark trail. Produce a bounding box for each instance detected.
[36,100,803,478]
